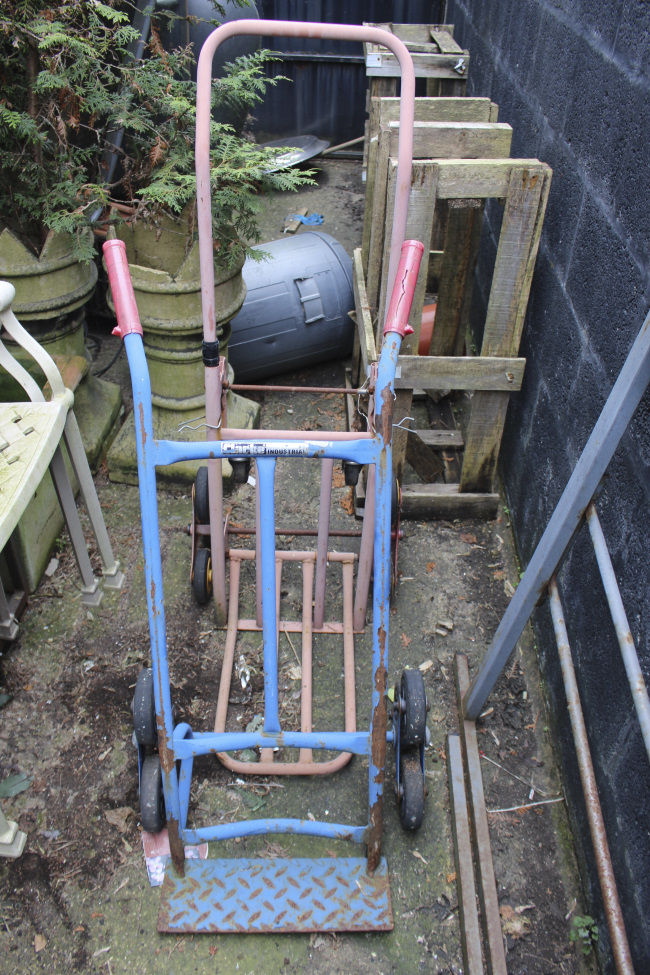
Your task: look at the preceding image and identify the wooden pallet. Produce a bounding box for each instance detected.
[353,157,552,519]
[363,24,469,99]
[361,97,501,276]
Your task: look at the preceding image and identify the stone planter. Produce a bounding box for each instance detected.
[105,212,260,486]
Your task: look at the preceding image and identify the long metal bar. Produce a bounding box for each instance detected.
[183,818,366,845]
[464,311,650,720]
[229,384,366,395]
[354,463,376,630]
[548,580,635,975]
[586,503,650,763]
[173,730,370,760]
[257,458,280,733]
[313,458,334,629]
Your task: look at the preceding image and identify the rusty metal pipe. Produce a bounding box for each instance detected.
[354,464,375,630]
[548,579,634,975]
[313,459,334,629]
[586,503,650,763]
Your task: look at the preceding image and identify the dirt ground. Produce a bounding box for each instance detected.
[0,161,598,974]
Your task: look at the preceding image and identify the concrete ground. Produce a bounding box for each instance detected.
[0,161,597,974]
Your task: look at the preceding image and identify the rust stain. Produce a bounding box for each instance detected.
[380,385,393,444]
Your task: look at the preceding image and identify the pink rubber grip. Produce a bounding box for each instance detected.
[383,239,425,337]
[103,239,143,339]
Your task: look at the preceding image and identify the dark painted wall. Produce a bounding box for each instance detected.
[445,0,650,970]
[251,1,444,142]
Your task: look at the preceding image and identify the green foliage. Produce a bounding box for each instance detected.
[0,1,313,266]
[570,914,599,957]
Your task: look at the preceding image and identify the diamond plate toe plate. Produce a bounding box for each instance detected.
[158,856,393,933]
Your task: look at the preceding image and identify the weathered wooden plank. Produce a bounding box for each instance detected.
[406,430,445,481]
[365,23,455,46]
[394,355,525,391]
[368,77,397,100]
[377,96,495,125]
[400,483,499,519]
[352,248,377,376]
[417,429,464,448]
[430,29,463,54]
[431,202,484,357]
[460,165,551,494]
[436,158,543,198]
[384,121,512,160]
[366,54,470,79]
[282,207,308,234]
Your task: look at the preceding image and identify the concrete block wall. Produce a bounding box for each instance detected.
[445,0,650,970]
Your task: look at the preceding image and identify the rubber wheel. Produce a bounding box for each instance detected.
[133,668,157,746]
[140,755,166,833]
[192,548,212,605]
[391,475,400,528]
[399,668,427,749]
[399,753,425,831]
[195,466,210,525]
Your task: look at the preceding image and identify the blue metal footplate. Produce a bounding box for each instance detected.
[158,857,393,933]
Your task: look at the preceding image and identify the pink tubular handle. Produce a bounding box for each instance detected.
[103,239,143,340]
[383,240,425,337]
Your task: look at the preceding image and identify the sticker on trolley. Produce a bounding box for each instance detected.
[222,441,333,457]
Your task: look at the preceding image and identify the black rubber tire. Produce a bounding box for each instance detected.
[391,474,400,528]
[140,755,165,833]
[192,548,212,605]
[399,668,427,749]
[133,668,157,746]
[195,466,210,525]
[399,753,425,831]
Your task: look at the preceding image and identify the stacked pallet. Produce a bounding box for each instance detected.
[352,25,552,519]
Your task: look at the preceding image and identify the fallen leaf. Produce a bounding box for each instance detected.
[504,579,516,598]
[91,912,104,919]
[287,665,302,682]
[419,659,434,673]
[34,934,46,952]
[0,772,33,798]
[401,633,412,648]
[104,807,133,832]
[446,872,457,884]
[412,850,428,865]
[493,569,506,579]
[331,469,346,488]
[307,812,316,821]
[515,903,536,914]
[460,533,477,544]
[425,562,436,574]
[500,904,532,938]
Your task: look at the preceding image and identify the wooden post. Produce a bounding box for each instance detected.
[459,164,551,493]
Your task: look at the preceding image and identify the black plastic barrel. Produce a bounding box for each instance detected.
[228,231,354,382]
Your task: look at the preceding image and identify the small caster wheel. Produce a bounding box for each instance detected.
[140,754,166,833]
[194,466,210,524]
[398,753,425,830]
[398,668,427,749]
[132,668,157,746]
[230,457,251,484]
[342,460,362,486]
[192,548,212,605]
